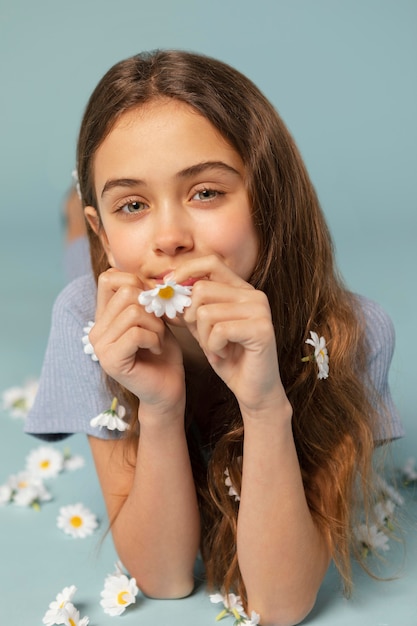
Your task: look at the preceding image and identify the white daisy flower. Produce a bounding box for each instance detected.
[57,503,98,538]
[242,610,261,625]
[25,446,64,479]
[8,471,52,507]
[63,454,85,472]
[81,321,98,361]
[100,568,139,616]
[138,279,192,319]
[90,397,129,432]
[0,483,12,505]
[2,379,39,418]
[304,331,329,379]
[374,499,396,529]
[42,585,77,626]
[209,592,245,621]
[354,523,390,556]
[401,457,417,483]
[375,475,405,507]
[224,468,240,502]
[62,603,89,626]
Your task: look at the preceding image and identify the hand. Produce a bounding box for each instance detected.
[89,269,186,419]
[174,256,289,417]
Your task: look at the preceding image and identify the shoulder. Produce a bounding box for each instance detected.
[354,294,396,364]
[52,273,97,327]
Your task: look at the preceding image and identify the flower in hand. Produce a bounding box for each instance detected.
[138,278,192,319]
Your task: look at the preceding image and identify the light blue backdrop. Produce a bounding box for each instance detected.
[0,0,416,457]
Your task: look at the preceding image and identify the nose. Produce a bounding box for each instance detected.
[152,204,194,257]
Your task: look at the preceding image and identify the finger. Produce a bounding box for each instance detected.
[183,280,256,324]
[96,269,144,319]
[170,255,253,291]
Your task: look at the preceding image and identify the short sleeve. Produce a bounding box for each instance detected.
[358,295,404,442]
[25,274,122,441]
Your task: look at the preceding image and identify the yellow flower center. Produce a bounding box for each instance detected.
[117,591,129,605]
[69,619,76,626]
[70,515,83,528]
[40,460,50,469]
[158,285,175,299]
[18,481,28,489]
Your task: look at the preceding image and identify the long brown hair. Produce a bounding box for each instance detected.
[77,49,385,602]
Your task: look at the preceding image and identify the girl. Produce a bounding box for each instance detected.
[26,50,403,626]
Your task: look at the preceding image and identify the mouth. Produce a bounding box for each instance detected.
[151,271,202,288]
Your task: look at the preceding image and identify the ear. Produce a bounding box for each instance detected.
[84,206,116,267]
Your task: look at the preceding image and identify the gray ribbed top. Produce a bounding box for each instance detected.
[25,272,403,443]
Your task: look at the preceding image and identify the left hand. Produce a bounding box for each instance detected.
[174,256,289,416]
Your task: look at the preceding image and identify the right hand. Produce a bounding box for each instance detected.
[89,269,186,420]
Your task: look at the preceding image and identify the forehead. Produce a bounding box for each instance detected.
[94,99,243,174]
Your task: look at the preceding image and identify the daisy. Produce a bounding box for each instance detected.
[81,321,98,362]
[63,452,85,472]
[304,331,329,379]
[100,567,139,616]
[25,445,64,479]
[0,483,12,505]
[209,592,245,621]
[8,471,52,507]
[354,523,390,557]
[90,397,129,432]
[42,585,77,626]
[374,499,396,529]
[138,278,192,319]
[2,379,39,418]
[62,603,89,626]
[375,475,405,507]
[401,457,417,484]
[242,611,261,626]
[224,468,240,502]
[57,503,98,538]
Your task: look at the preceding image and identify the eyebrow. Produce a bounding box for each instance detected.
[100,161,242,198]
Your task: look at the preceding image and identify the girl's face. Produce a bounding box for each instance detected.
[85,99,258,289]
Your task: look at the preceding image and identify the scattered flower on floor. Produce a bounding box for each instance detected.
[82,321,98,362]
[302,331,329,379]
[63,453,85,472]
[209,592,245,622]
[61,603,89,626]
[42,585,78,626]
[0,483,12,505]
[375,475,405,507]
[1,379,39,418]
[401,457,417,484]
[57,503,98,538]
[354,523,390,557]
[100,562,139,616]
[90,397,129,432]
[138,279,192,319]
[7,471,52,508]
[374,499,396,530]
[26,446,64,479]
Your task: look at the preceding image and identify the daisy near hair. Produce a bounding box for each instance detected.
[90,397,129,432]
[209,592,260,625]
[302,331,329,379]
[57,503,98,538]
[138,278,192,319]
[100,562,139,616]
[353,523,390,558]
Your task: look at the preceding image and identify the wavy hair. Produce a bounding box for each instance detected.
[77,49,385,603]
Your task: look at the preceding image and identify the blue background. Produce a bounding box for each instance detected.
[0,1,416,624]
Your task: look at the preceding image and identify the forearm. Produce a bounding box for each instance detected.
[110,416,200,598]
[237,404,330,626]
